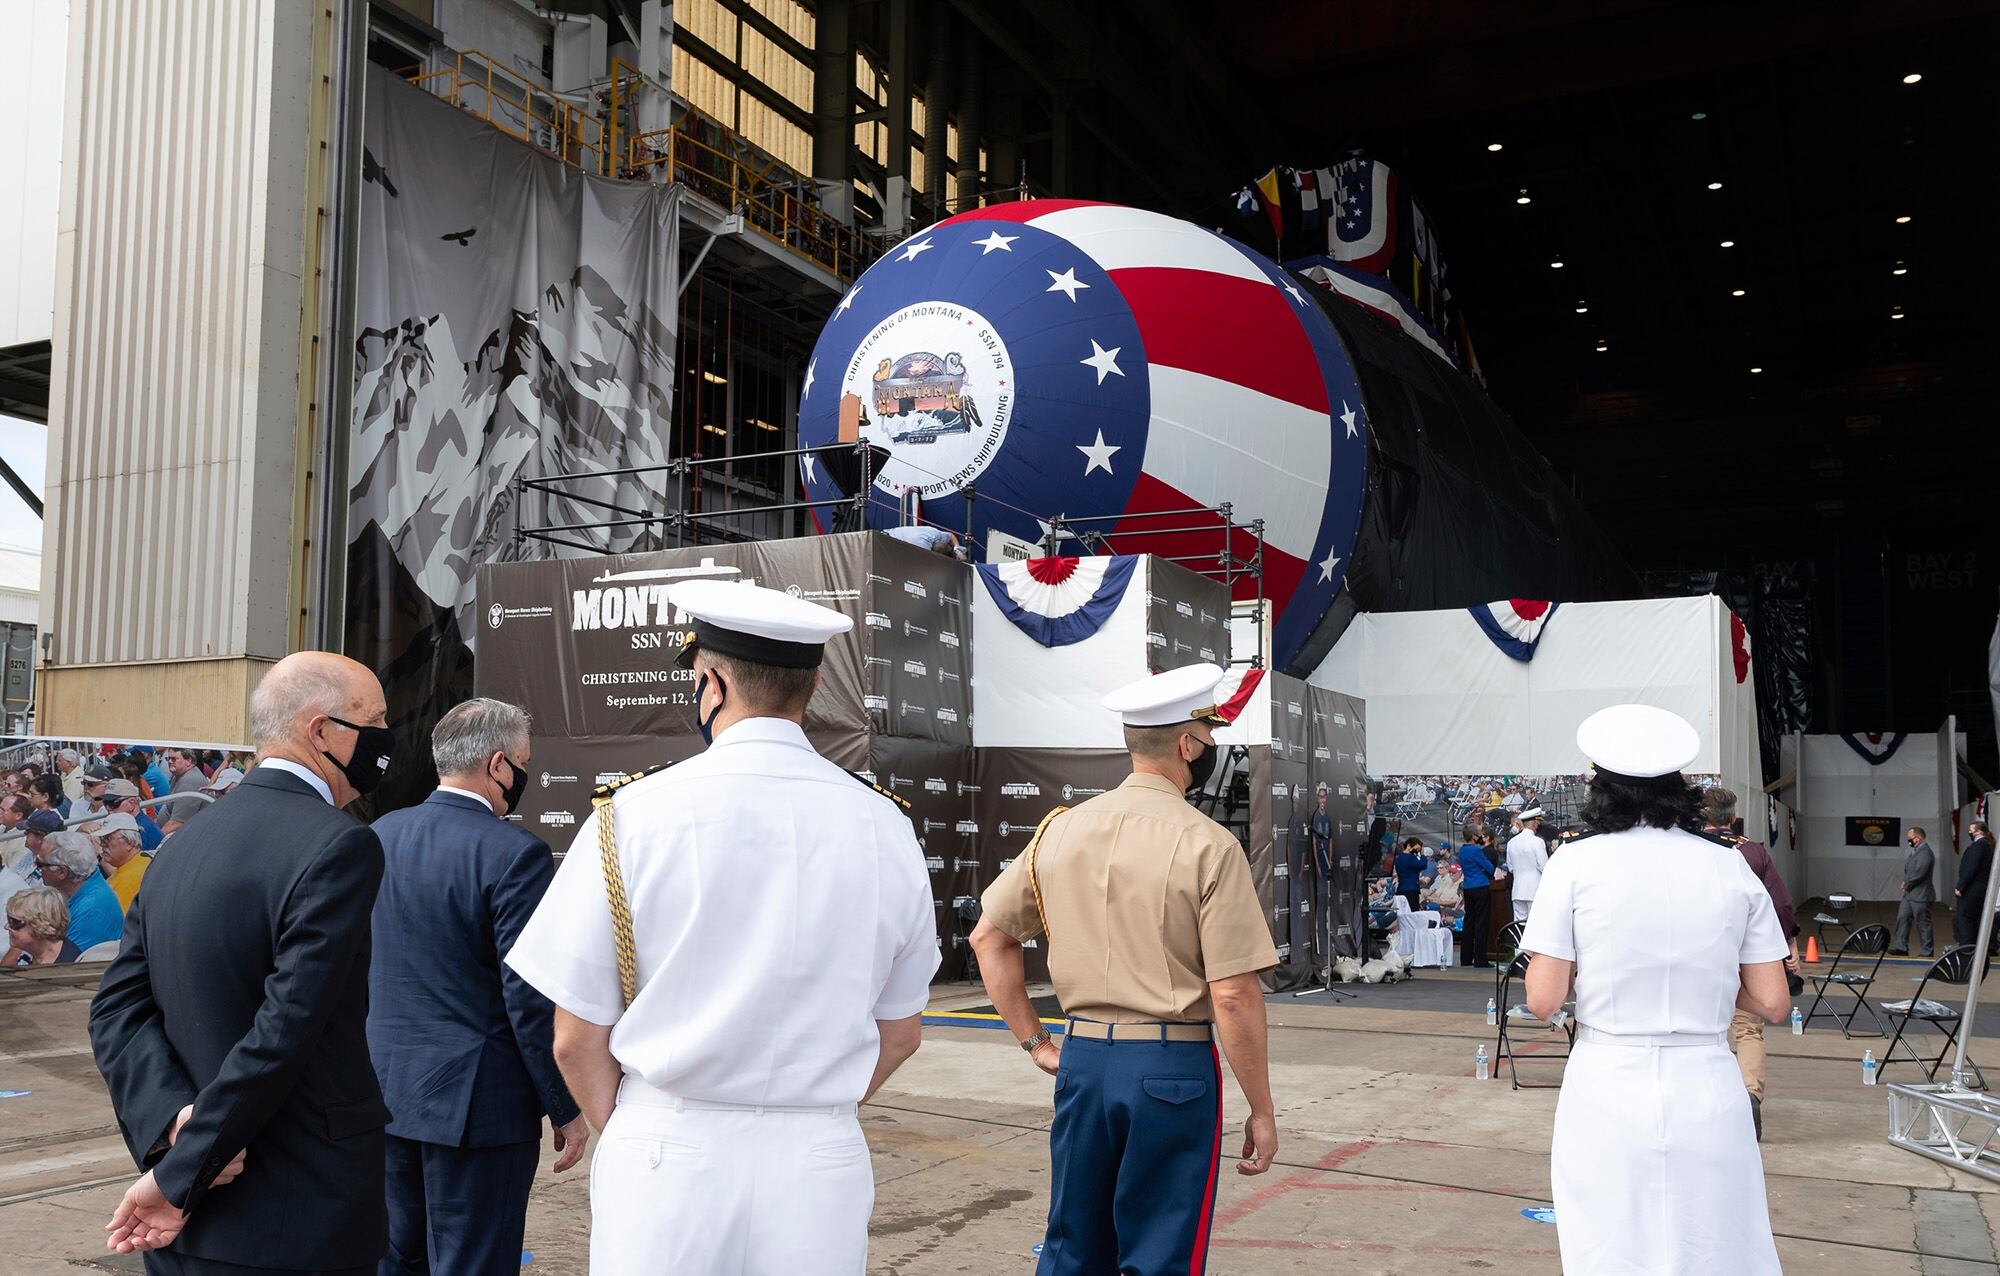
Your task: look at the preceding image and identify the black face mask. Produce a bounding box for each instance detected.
[1184,737,1218,794]
[695,673,725,746]
[323,716,395,795]
[496,755,529,816]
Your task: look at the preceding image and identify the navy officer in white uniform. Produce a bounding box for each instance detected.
[507,580,940,1275]
[1523,704,1790,1275]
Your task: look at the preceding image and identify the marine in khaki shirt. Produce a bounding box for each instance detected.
[972,663,1278,1276]
[980,771,1278,1023]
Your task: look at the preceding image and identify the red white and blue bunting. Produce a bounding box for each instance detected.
[1468,599,1558,662]
[1839,732,1908,766]
[976,555,1138,648]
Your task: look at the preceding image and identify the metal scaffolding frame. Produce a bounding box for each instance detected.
[512,454,1270,669]
[1887,808,2000,1183]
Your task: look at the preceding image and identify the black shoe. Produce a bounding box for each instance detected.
[1889,949,1909,956]
[1751,1097,1763,1141]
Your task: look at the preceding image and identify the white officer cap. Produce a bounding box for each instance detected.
[669,579,854,670]
[1576,703,1701,779]
[1102,663,1231,728]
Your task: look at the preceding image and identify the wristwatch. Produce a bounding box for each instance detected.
[1020,1028,1052,1053]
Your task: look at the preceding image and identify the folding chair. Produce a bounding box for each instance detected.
[1496,919,1529,962]
[1807,893,1857,952]
[1878,945,1990,1087]
[1494,950,1574,1090]
[1800,924,1890,1038]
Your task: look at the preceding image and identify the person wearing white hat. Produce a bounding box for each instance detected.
[1503,807,1549,925]
[507,580,939,1276]
[201,767,245,798]
[90,812,151,912]
[971,663,1279,1276]
[1522,704,1790,1275]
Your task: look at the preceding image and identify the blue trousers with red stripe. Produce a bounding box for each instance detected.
[1037,1031,1223,1276]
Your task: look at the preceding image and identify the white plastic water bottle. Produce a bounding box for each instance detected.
[1475,1044,1490,1081]
[1862,1049,1877,1086]
[1485,997,1497,1026]
[1790,1007,1803,1036]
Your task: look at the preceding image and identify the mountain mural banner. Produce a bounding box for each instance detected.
[348,66,681,812]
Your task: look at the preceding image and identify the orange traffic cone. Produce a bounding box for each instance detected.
[1805,935,1820,964]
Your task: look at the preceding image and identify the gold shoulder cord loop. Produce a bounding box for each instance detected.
[587,762,675,1009]
[1021,806,1069,945]
[593,791,639,1009]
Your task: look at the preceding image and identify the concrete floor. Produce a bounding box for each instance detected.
[5,963,2000,1274]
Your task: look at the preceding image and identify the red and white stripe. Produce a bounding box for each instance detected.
[942,201,1331,604]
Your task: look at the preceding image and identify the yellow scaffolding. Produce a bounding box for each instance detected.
[408,49,610,175]
[625,105,871,284]
[407,52,879,285]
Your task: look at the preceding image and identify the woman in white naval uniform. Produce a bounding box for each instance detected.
[1523,705,1791,1275]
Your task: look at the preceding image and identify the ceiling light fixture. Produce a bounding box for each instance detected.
[1903,72,1923,85]
[1893,262,1908,276]
[749,417,779,432]
[1594,339,1608,352]
[1550,258,1565,269]
[1487,141,1504,152]
[1731,288,1746,297]
[1707,181,1724,191]
[1896,214,1912,224]
[1691,111,1708,120]
[1891,305,1905,319]
[702,422,727,435]
[701,369,728,385]
[1720,239,1736,248]
[1516,188,1531,205]
[1750,366,1763,374]
[1574,301,1589,314]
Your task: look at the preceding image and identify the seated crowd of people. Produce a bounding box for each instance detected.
[0,745,251,970]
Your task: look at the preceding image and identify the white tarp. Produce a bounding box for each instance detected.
[1789,728,1966,902]
[971,559,1153,749]
[1309,595,1760,791]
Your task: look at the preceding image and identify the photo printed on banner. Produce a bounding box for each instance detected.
[347,67,681,814]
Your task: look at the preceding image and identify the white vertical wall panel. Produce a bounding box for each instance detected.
[43,0,312,665]
[0,0,70,348]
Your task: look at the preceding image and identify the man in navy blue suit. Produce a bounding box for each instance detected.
[367,699,587,1275]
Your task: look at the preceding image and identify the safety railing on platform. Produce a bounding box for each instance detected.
[408,49,609,174]
[512,447,1271,671]
[624,105,877,284]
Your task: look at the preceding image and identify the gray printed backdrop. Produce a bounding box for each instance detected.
[346,66,681,814]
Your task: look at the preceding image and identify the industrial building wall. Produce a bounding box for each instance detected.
[39,0,320,735]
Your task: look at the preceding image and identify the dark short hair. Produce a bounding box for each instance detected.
[30,775,62,802]
[699,650,818,718]
[1700,786,1738,827]
[1908,826,1926,840]
[1581,771,1702,834]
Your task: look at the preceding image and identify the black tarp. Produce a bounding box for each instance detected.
[1286,284,1645,677]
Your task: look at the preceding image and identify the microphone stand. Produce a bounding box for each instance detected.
[1294,826,1354,1000]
